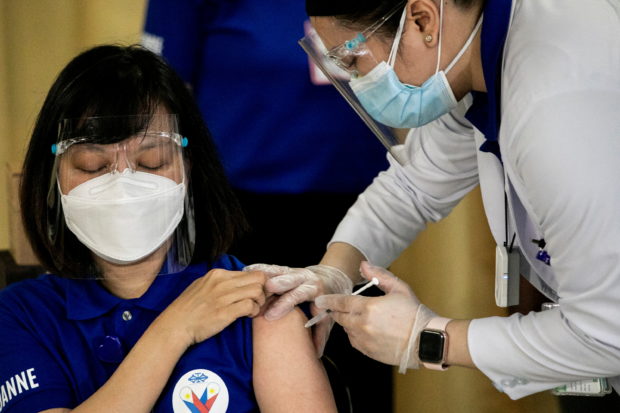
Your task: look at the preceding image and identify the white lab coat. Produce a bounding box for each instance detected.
[330,0,620,399]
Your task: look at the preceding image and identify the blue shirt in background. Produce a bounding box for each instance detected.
[143,0,388,194]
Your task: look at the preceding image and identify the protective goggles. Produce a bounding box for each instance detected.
[299,2,410,165]
[47,114,195,279]
[325,3,403,78]
[53,130,187,195]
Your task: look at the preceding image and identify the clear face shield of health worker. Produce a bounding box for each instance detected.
[299,3,410,165]
[299,2,483,166]
[47,114,195,279]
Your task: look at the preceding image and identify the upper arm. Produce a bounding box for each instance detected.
[252,308,337,413]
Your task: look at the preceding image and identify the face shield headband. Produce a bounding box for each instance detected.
[47,114,196,279]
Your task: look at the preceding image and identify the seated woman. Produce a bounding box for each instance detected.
[0,45,337,413]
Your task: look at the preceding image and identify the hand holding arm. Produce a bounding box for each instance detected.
[245,241,365,319]
[42,269,267,413]
[243,242,364,355]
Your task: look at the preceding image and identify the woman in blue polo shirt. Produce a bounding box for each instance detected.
[0,45,337,413]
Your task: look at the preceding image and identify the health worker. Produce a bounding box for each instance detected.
[247,0,620,399]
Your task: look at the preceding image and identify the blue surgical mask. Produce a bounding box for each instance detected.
[349,5,483,129]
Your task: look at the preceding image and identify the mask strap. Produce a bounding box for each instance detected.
[444,13,483,74]
[434,0,445,74]
[388,3,482,74]
[388,6,408,67]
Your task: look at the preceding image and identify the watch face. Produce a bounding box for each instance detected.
[419,330,445,363]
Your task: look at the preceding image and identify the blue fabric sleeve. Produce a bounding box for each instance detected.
[0,288,75,412]
[210,254,245,272]
[143,0,203,85]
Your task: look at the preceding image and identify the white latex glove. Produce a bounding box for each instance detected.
[242,263,353,356]
[314,262,438,372]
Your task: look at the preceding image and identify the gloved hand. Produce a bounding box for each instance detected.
[314,262,439,372]
[242,263,353,356]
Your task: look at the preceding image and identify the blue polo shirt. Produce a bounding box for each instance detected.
[0,255,258,413]
[143,0,388,194]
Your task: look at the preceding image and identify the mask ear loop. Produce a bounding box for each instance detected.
[387,6,408,68]
[435,0,444,74]
[444,13,484,74]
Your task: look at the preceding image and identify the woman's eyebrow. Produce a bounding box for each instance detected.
[78,143,106,152]
[136,140,171,152]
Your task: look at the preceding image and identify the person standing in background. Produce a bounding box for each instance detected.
[142,1,391,412]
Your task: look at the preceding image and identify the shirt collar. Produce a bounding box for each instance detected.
[66,262,208,320]
[464,0,512,160]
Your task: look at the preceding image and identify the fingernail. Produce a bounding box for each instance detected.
[314,296,327,308]
[359,261,374,272]
[264,308,282,321]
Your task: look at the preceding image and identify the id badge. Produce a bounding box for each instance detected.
[552,378,612,397]
[541,302,612,397]
[495,245,519,307]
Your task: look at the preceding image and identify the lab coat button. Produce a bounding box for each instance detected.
[516,378,529,385]
[501,378,517,388]
[122,310,132,321]
[492,382,504,392]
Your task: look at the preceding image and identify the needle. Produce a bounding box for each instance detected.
[304,277,380,328]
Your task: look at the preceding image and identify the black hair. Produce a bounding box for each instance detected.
[306,0,485,36]
[20,44,247,277]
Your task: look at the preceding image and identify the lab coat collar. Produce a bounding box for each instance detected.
[464,0,512,160]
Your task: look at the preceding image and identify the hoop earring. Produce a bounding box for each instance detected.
[424,34,433,42]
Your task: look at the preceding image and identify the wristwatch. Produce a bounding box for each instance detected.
[418,317,451,371]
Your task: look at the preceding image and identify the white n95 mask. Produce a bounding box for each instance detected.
[60,169,186,264]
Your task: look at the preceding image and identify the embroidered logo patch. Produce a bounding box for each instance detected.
[172,369,229,413]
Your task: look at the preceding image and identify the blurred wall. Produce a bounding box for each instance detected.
[0,0,147,250]
[0,4,10,251]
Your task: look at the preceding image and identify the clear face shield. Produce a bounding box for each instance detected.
[47,114,195,279]
[298,3,410,165]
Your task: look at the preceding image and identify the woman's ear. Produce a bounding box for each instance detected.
[408,0,441,48]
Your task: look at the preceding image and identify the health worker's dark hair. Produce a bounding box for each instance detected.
[306,0,485,37]
[20,44,247,277]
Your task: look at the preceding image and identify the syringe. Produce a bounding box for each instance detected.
[304,277,380,328]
